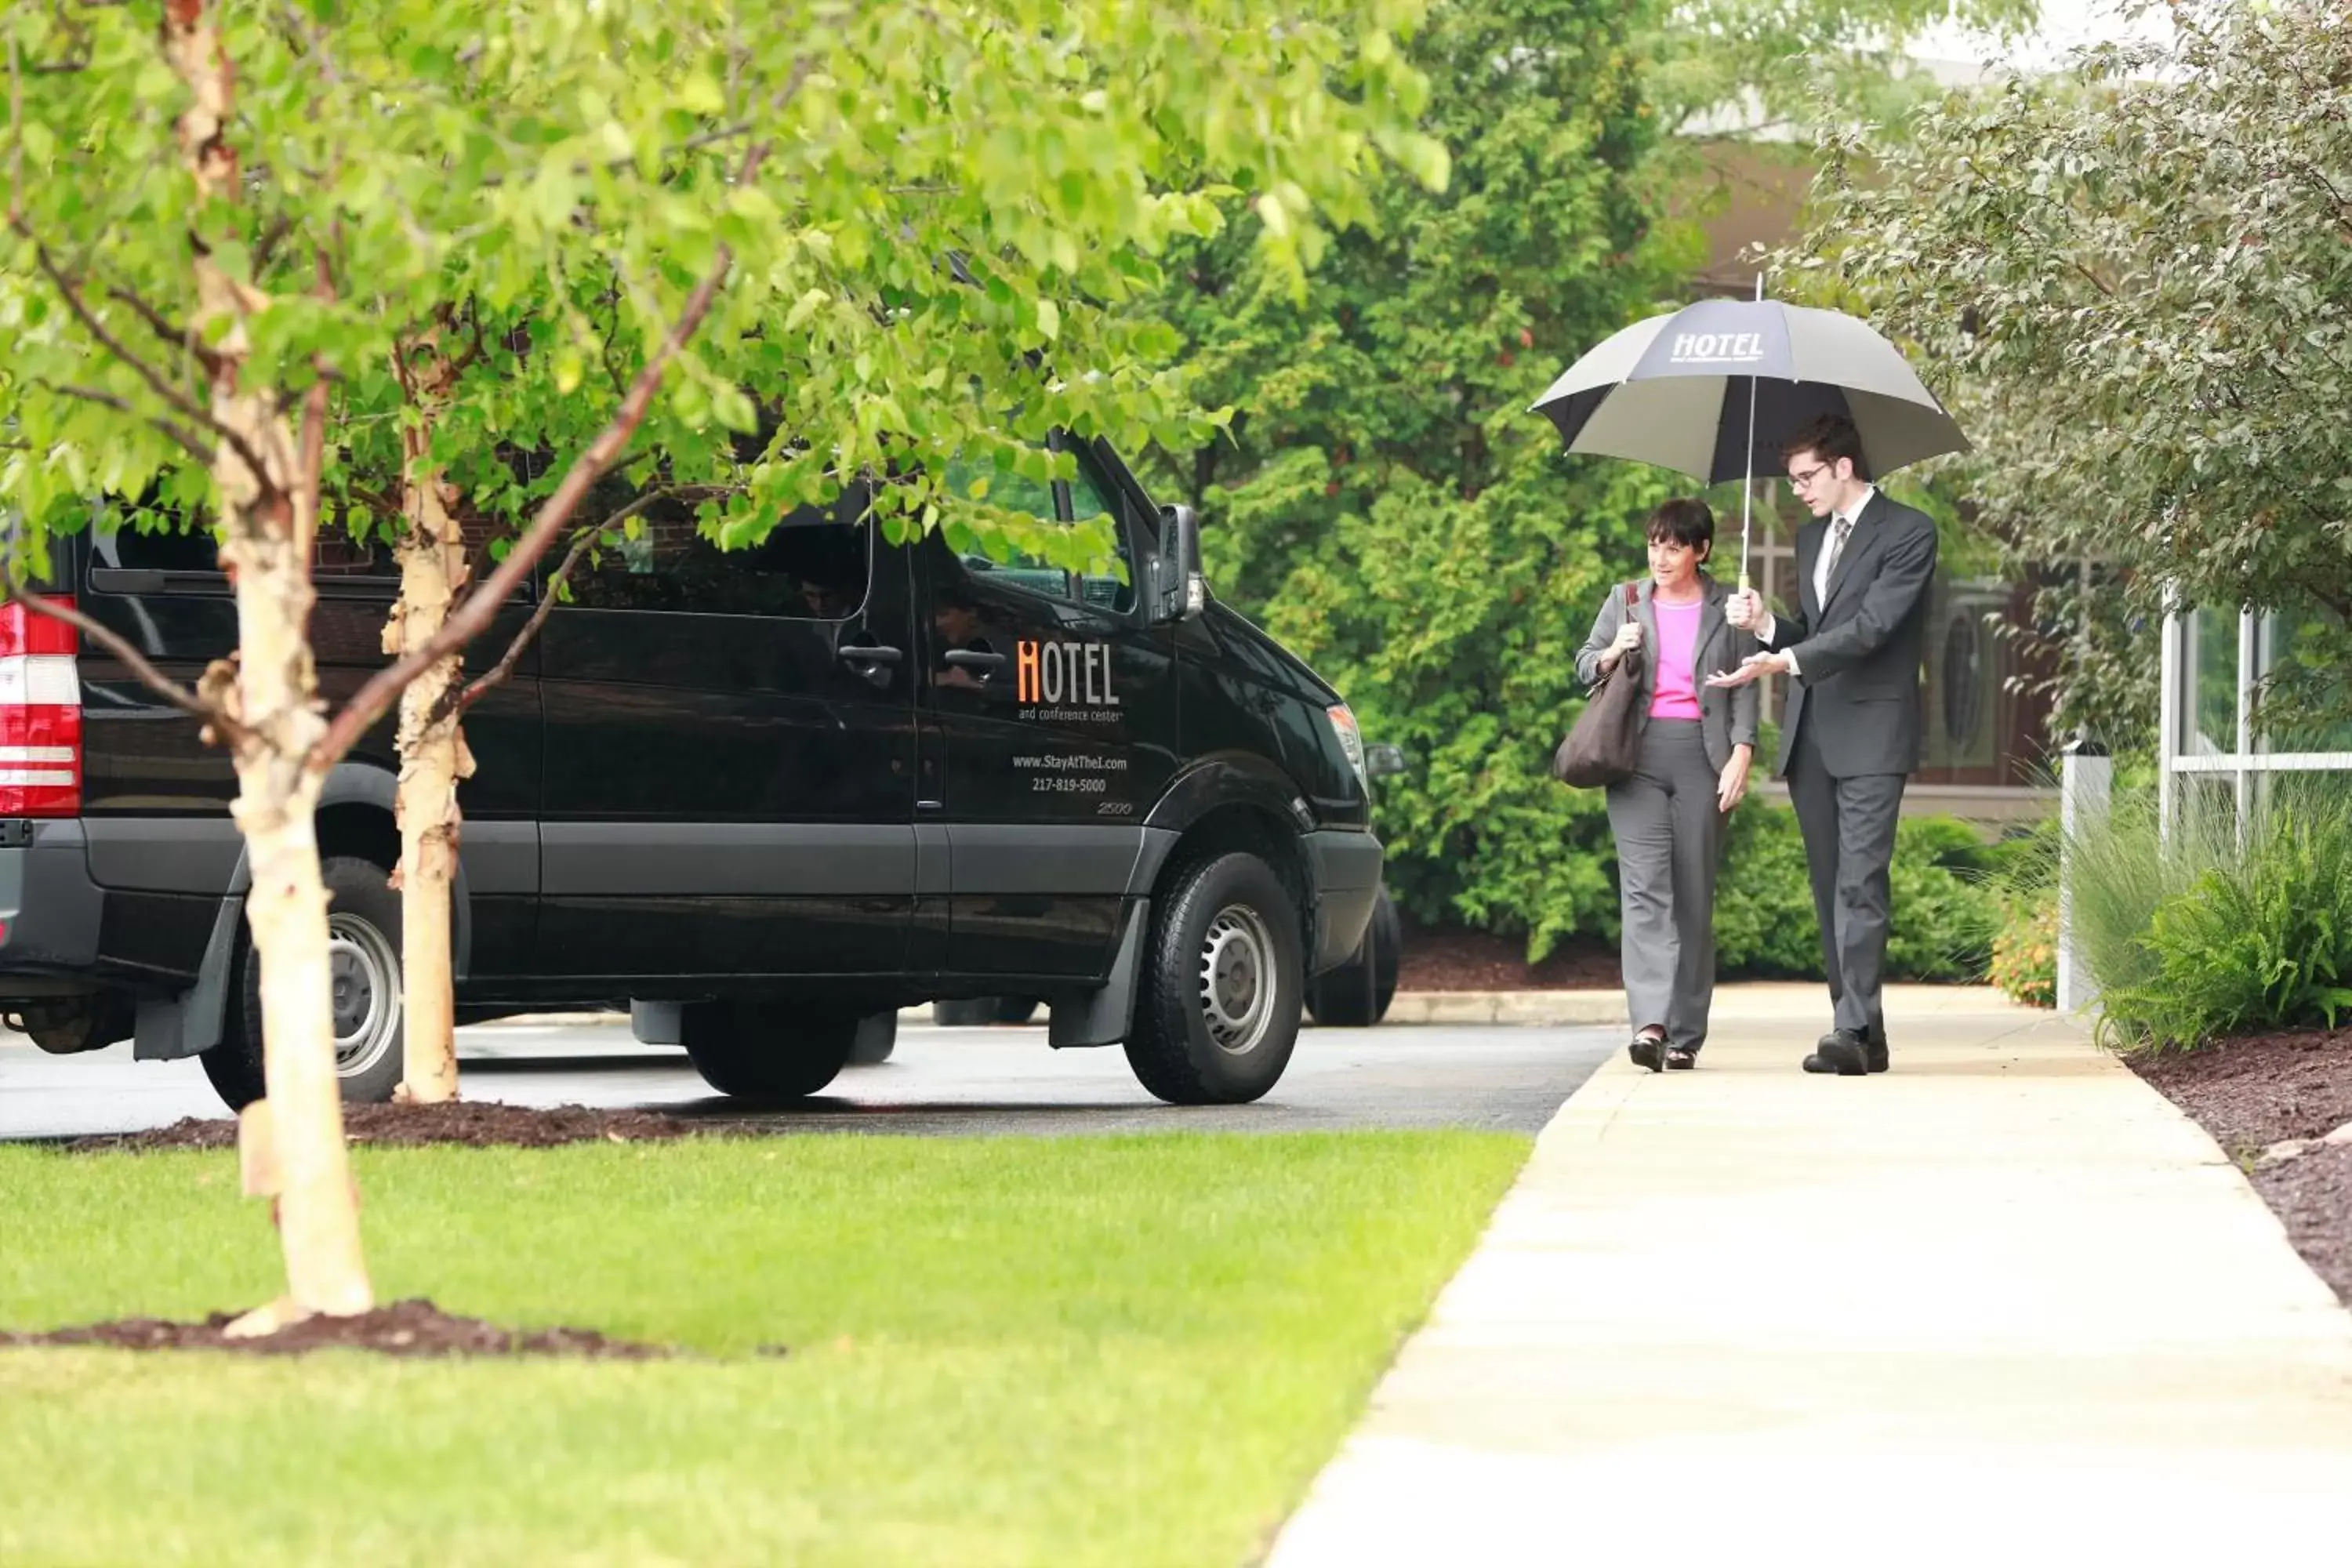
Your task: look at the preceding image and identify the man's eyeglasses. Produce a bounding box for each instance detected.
[1787,462,1832,489]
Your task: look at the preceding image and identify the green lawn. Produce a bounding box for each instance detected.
[0,1131,1526,1567]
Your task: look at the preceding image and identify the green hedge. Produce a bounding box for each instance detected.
[1709,805,2005,982]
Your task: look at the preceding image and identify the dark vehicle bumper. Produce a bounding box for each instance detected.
[1303,827,1383,973]
[0,822,108,991]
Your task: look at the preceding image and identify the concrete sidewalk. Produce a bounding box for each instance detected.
[481,983,2009,1033]
[1376,981,2013,1027]
[1265,996,2352,1565]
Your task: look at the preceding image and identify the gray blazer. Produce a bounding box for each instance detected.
[1573,574,1761,775]
[1757,491,1940,779]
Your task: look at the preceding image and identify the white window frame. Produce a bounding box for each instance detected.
[2158,597,2352,844]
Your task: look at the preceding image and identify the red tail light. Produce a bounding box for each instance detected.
[0,597,82,817]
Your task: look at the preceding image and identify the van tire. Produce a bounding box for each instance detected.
[682,1001,856,1100]
[932,995,1039,1027]
[1306,885,1401,1027]
[846,1011,898,1066]
[199,856,407,1113]
[1123,852,1303,1105]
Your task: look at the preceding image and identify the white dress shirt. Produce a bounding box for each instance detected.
[1760,485,1875,677]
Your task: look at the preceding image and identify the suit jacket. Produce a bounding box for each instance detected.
[1759,491,1940,779]
[1573,573,1761,775]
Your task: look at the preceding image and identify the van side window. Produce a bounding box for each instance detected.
[90,507,467,582]
[943,448,1136,614]
[564,490,871,619]
[92,518,223,574]
[1065,460,1136,614]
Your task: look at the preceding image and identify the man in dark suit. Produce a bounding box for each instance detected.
[1708,414,1939,1076]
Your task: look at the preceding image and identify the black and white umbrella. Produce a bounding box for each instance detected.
[1529,290,1967,583]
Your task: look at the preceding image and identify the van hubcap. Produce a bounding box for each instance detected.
[328,913,402,1078]
[1200,905,1276,1055]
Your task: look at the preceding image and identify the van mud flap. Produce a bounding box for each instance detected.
[1048,897,1148,1049]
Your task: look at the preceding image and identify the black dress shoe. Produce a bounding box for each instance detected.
[1629,1033,1665,1073]
[1802,1029,1871,1076]
[1809,1028,1890,1073]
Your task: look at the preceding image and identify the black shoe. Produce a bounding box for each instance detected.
[1629,1033,1666,1073]
[1664,1046,1697,1070]
[1866,1036,1889,1074]
[1802,1029,1871,1076]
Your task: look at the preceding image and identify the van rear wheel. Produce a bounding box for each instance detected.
[199,855,406,1112]
[681,1001,857,1100]
[845,1010,898,1066]
[1123,852,1303,1105]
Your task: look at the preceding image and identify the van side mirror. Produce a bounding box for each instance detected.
[1153,503,1207,623]
[1364,742,1409,779]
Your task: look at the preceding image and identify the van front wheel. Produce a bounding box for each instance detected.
[681,1001,857,1101]
[1123,853,1303,1105]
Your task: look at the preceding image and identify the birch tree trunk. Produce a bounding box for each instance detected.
[166,0,371,1319]
[386,380,472,1105]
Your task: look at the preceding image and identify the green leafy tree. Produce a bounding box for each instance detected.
[1135,0,2053,963]
[0,0,1438,1327]
[1142,0,1682,960]
[1645,0,2038,135]
[1793,0,2352,751]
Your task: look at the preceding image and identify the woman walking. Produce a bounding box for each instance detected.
[1574,499,1761,1071]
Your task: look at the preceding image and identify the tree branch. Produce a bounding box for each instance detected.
[477,59,810,188]
[9,33,22,224]
[444,298,492,377]
[104,283,224,376]
[2067,259,2117,299]
[444,527,591,722]
[343,483,406,526]
[252,212,297,272]
[11,218,277,485]
[0,554,241,742]
[38,380,212,461]
[295,245,334,563]
[310,139,776,772]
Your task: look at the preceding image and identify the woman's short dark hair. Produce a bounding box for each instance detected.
[1646,498,1715,555]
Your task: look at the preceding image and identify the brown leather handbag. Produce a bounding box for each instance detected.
[1552,583,1645,789]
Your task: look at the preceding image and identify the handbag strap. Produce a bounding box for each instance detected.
[1623,581,1640,609]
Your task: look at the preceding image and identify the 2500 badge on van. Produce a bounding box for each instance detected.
[0,434,1382,1108]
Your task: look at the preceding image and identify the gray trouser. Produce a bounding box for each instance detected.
[1785,715,1907,1037]
[1606,720,1721,1051]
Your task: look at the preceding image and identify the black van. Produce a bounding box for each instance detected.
[0,435,1383,1109]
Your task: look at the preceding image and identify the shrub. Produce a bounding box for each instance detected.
[2089,782,2352,1051]
[1987,898,2057,1009]
[1711,804,2003,982]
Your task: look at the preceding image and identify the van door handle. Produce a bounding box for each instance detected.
[837,642,903,690]
[943,647,1006,671]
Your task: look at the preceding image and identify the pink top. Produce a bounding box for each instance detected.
[1648,597,1705,721]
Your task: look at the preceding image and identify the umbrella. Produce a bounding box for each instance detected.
[1528,284,1967,586]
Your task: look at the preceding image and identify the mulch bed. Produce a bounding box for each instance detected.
[71,1100,731,1155]
[0,1298,675,1359]
[1396,919,1620,993]
[2129,1027,2352,1306]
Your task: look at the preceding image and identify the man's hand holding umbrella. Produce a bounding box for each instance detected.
[1704,588,1790,688]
